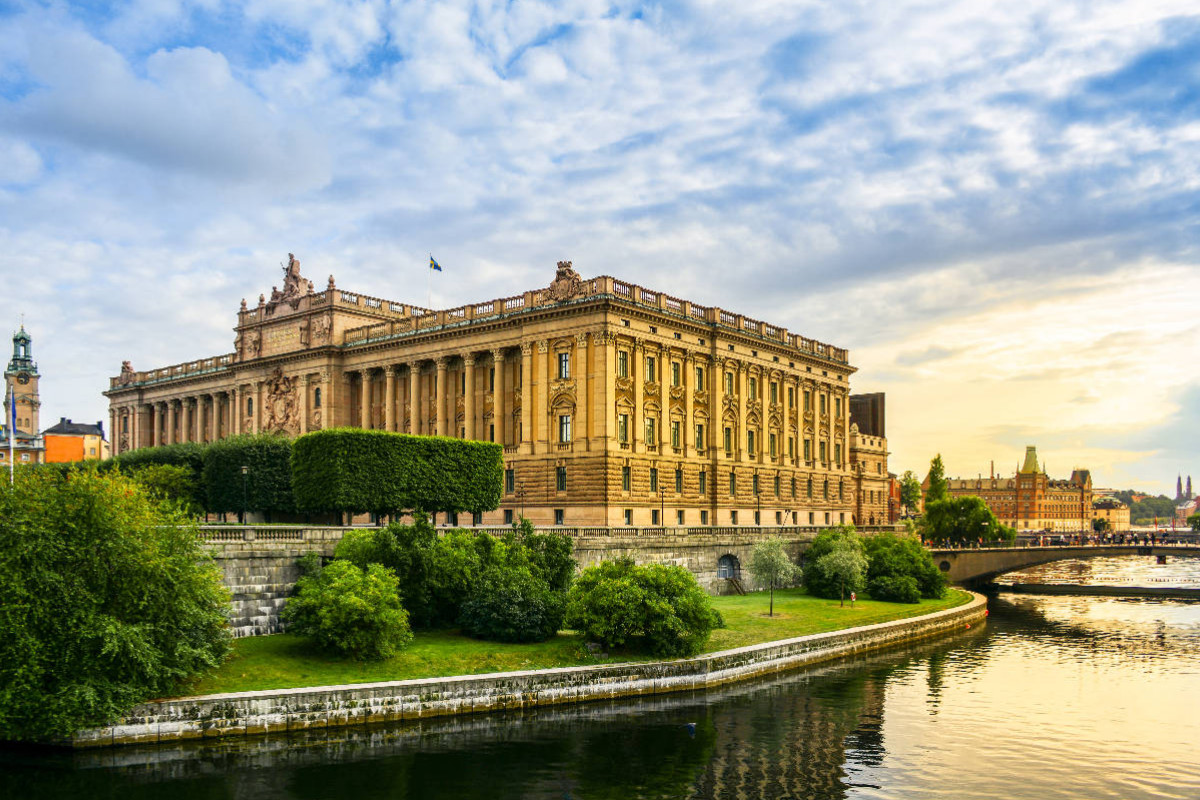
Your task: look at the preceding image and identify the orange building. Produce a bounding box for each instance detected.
[43,418,110,463]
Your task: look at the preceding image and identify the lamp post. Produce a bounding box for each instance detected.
[241,465,249,524]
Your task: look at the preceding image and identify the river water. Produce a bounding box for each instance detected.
[3,555,1198,800]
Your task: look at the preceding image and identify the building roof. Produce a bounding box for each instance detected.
[1019,445,1040,474]
[43,418,105,438]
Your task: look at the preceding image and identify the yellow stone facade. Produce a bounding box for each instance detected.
[106,258,872,527]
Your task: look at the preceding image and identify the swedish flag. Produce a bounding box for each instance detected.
[429,255,442,272]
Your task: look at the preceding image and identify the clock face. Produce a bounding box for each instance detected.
[17,373,30,385]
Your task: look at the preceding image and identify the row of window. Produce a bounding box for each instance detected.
[506,466,849,501]
[489,508,849,528]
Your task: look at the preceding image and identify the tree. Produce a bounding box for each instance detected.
[815,539,869,607]
[864,531,946,599]
[1092,517,1110,533]
[921,495,1016,546]
[565,559,720,657]
[899,470,923,516]
[749,538,800,617]
[0,469,231,741]
[924,454,949,506]
[803,525,866,600]
[281,559,413,660]
[1189,513,1200,532]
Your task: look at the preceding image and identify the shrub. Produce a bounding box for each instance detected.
[920,496,1015,546]
[128,463,203,516]
[291,428,502,516]
[459,563,565,643]
[0,469,231,741]
[108,442,207,511]
[281,560,412,660]
[803,525,867,600]
[864,532,946,599]
[203,434,295,517]
[867,574,921,604]
[566,559,719,657]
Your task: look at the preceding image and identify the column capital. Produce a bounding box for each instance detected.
[520,342,533,356]
[435,357,449,370]
[385,364,398,377]
[575,331,588,346]
[462,354,476,367]
[536,339,549,354]
[491,348,506,363]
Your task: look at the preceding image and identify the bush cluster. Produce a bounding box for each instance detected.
[804,526,946,604]
[565,558,720,658]
[0,469,231,741]
[291,429,503,516]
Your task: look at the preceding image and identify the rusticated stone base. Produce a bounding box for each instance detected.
[71,593,986,748]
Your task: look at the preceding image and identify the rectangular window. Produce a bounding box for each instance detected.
[724,372,734,395]
[835,397,842,416]
[731,510,739,525]
[747,430,756,454]
[749,377,757,400]
[788,386,794,409]
[700,509,709,525]
[625,509,633,525]
[558,352,570,379]
[618,413,629,443]
[489,367,495,391]
[788,437,794,459]
[489,423,495,442]
[671,362,681,387]
[473,511,483,526]
[505,468,515,493]
[809,511,815,525]
[622,465,631,492]
[834,443,842,464]
[775,510,782,525]
[677,509,685,525]
[649,467,658,493]
[651,509,660,526]
[770,383,778,404]
[752,473,760,495]
[807,478,813,498]
[617,351,629,378]
[804,439,812,462]
[646,356,656,383]
[554,509,565,525]
[695,366,705,388]
[695,423,705,450]
[820,394,827,414]
[724,427,733,453]
[820,441,827,462]
[774,475,781,497]
[504,509,513,525]
[671,420,680,448]
[754,510,761,525]
[804,390,811,411]
[646,417,656,444]
[559,414,572,443]
[769,432,777,458]
[460,372,466,393]
[699,470,707,495]
[675,468,683,493]
[556,466,567,492]
[729,472,737,495]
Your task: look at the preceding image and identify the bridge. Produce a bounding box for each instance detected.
[929,544,1200,585]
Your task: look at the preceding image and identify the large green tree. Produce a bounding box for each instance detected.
[899,470,923,516]
[749,538,800,617]
[0,469,231,741]
[864,532,946,600]
[1189,513,1200,532]
[803,525,867,601]
[924,454,949,506]
[921,495,1016,546]
[816,541,869,607]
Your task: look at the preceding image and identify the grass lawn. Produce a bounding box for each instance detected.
[186,587,972,696]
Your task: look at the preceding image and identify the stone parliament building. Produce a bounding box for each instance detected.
[106,256,890,529]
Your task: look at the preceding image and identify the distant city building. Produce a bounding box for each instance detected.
[925,446,1093,532]
[105,256,887,528]
[2,325,44,466]
[1175,497,1199,526]
[43,418,110,463]
[1091,497,1130,532]
[1176,474,1194,501]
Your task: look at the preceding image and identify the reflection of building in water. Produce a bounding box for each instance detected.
[690,675,887,799]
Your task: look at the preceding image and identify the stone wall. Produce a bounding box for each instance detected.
[72,592,984,748]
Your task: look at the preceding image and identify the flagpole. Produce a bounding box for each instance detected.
[427,253,432,311]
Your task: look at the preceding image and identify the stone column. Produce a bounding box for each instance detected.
[599,331,616,449]
[408,362,421,435]
[360,370,371,429]
[737,363,749,461]
[231,387,241,435]
[435,358,448,437]
[683,353,693,457]
[384,366,397,432]
[319,371,331,431]
[519,343,533,454]
[710,358,722,456]
[462,355,476,440]
[492,350,506,446]
[194,397,204,443]
[166,400,177,445]
[659,371,669,454]
[535,340,550,451]
[299,378,309,434]
[632,339,644,454]
[255,382,265,433]
[109,409,117,454]
[574,333,588,449]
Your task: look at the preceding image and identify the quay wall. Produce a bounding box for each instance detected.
[71,592,986,748]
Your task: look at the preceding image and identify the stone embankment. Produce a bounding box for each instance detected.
[72,592,986,748]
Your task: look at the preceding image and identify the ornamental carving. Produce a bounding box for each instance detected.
[264,368,300,435]
[119,432,130,451]
[693,389,709,410]
[267,253,315,311]
[669,384,685,412]
[615,376,634,403]
[547,260,584,302]
[483,393,494,419]
[455,395,465,422]
[549,379,576,409]
[247,330,262,359]
[312,408,323,430]
[644,381,660,400]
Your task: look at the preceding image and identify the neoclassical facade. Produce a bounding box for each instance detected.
[106,257,878,527]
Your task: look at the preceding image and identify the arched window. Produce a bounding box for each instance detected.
[717,554,740,580]
[314,387,322,408]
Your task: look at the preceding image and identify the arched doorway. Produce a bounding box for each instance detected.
[717,554,741,580]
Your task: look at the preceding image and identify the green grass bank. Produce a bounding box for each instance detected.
[188,588,971,696]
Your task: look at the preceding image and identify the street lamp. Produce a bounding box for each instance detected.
[241,465,249,524]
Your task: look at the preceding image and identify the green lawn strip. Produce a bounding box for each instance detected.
[186,588,972,696]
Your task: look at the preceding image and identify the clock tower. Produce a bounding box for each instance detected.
[5,325,41,435]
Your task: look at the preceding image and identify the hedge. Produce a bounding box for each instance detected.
[106,442,207,511]
[202,434,296,515]
[291,428,503,515]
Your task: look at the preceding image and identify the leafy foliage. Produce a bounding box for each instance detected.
[899,470,922,516]
[106,442,208,512]
[126,463,203,516]
[281,559,412,660]
[863,532,946,599]
[921,496,1015,545]
[924,454,949,506]
[203,434,296,516]
[748,538,800,617]
[291,428,503,515]
[0,469,231,741]
[459,560,566,643]
[565,559,720,657]
[867,574,921,603]
[802,525,867,600]
[1190,513,1200,532]
[815,542,869,606]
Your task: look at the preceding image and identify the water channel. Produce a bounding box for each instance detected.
[3,554,1198,799]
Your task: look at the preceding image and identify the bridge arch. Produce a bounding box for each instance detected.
[929,545,1200,585]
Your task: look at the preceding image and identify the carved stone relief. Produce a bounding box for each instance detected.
[264,368,300,435]
[547,260,584,302]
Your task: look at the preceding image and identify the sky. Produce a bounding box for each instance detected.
[0,0,1197,494]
